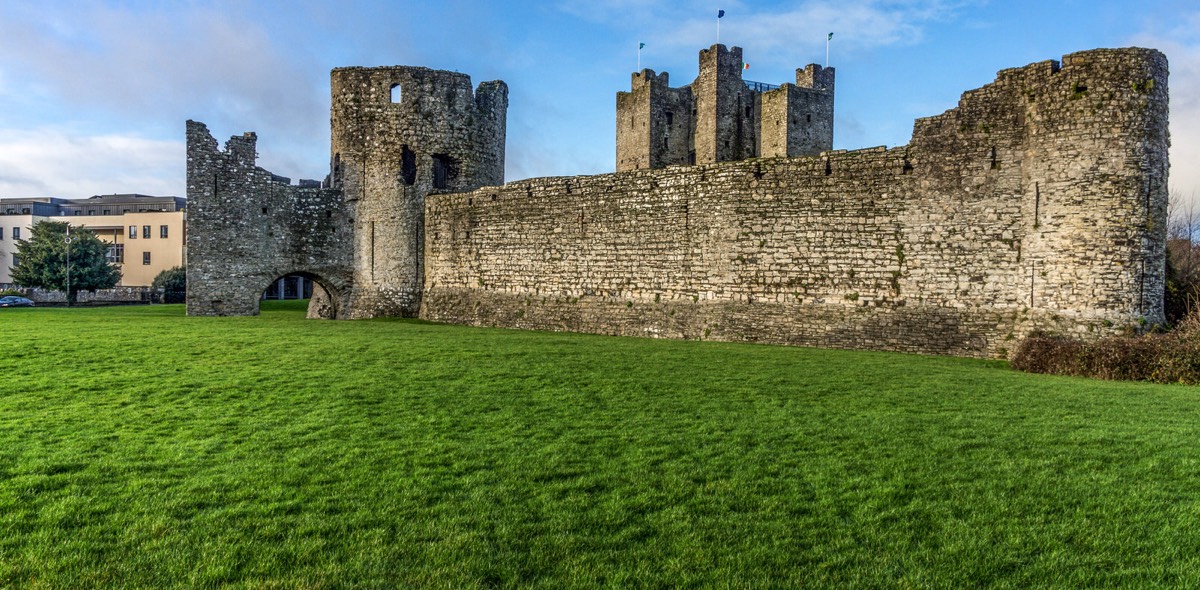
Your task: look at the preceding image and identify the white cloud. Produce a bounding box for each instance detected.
[0,3,329,193]
[0,5,324,131]
[562,0,977,70]
[0,130,182,199]
[1130,26,1200,208]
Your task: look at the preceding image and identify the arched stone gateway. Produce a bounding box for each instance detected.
[185,122,355,318]
[259,272,345,319]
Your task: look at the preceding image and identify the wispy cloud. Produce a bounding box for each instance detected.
[561,0,978,69]
[0,3,330,196]
[0,4,324,135]
[0,130,181,199]
[1131,17,1200,206]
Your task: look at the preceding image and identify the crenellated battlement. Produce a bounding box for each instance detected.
[795,64,835,91]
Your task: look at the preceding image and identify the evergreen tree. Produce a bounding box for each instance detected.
[11,221,121,303]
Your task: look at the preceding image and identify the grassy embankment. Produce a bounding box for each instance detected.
[1,301,1199,588]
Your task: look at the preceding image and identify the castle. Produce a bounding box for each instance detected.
[616,44,834,170]
[186,44,1169,358]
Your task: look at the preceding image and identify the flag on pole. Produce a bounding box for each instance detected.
[718,9,725,18]
[828,32,833,40]
[743,62,749,70]
[639,42,645,49]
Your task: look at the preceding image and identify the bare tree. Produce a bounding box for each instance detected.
[1166,190,1200,323]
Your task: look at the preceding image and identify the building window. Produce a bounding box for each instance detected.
[160,225,169,239]
[130,225,137,239]
[21,208,30,214]
[0,227,4,240]
[12,227,19,240]
[103,209,110,215]
[142,225,150,239]
[107,244,124,264]
[73,211,81,216]
[11,254,17,267]
[390,83,402,103]
[87,210,95,215]
[143,251,151,265]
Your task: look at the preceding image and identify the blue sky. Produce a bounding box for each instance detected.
[1,0,1198,204]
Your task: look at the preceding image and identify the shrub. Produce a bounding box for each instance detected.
[1012,315,1200,384]
[152,266,186,304]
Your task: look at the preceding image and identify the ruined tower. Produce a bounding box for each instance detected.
[329,66,507,318]
[616,44,835,172]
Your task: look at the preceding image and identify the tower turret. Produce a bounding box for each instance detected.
[759,64,835,158]
[330,66,507,318]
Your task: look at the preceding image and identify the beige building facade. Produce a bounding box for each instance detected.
[0,195,185,287]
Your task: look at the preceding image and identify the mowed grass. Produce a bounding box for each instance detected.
[1,302,1200,588]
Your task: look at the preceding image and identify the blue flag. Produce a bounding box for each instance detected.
[718,9,725,18]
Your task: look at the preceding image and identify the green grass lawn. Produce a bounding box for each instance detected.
[1,302,1199,588]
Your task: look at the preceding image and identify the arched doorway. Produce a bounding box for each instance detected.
[259,271,342,319]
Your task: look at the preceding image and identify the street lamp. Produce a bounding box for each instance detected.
[64,224,72,307]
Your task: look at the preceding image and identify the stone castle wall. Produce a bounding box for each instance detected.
[185,47,1169,359]
[185,121,355,317]
[421,48,1169,357]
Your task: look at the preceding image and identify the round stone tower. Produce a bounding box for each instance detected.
[330,66,507,318]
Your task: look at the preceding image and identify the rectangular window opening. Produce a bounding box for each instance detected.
[432,154,456,190]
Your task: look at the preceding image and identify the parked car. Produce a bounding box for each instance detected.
[0,296,34,308]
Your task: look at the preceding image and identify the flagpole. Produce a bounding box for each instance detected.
[826,32,832,67]
[717,15,720,44]
[638,43,641,71]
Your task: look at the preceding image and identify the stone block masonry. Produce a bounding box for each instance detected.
[422,48,1168,358]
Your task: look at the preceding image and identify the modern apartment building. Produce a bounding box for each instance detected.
[0,195,186,287]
